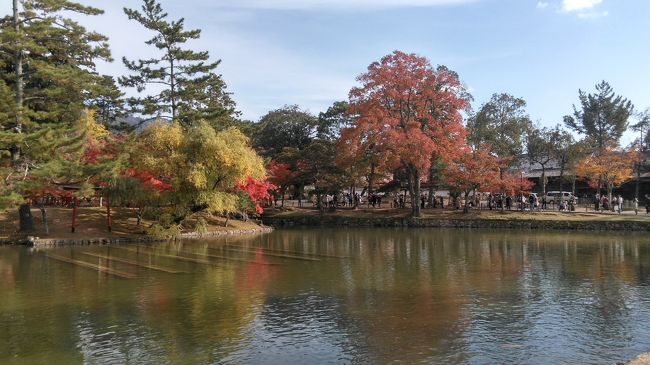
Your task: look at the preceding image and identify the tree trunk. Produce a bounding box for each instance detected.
[409,168,421,217]
[39,202,49,235]
[541,167,547,196]
[136,206,143,226]
[428,165,436,207]
[571,177,576,196]
[607,183,613,209]
[71,197,78,233]
[11,0,24,166]
[106,193,112,232]
[634,162,641,199]
[169,56,177,121]
[597,175,602,198]
[367,163,376,194]
[351,185,359,210]
[19,204,33,232]
[463,192,470,213]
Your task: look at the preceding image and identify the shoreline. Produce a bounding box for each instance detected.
[0,207,274,247]
[262,208,650,232]
[3,226,274,247]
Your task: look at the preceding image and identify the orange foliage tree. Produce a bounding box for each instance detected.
[576,148,635,202]
[267,161,298,206]
[443,144,500,212]
[344,51,471,216]
[492,171,535,196]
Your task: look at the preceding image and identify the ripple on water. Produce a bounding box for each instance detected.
[2,229,650,364]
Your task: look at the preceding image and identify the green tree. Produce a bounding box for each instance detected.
[120,0,231,126]
[317,101,353,141]
[526,126,556,196]
[181,73,238,129]
[467,93,532,169]
[564,81,633,153]
[1,0,112,162]
[0,0,113,229]
[89,76,125,129]
[254,105,316,158]
[631,109,650,151]
[551,129,587,194]
[630,109,650,198]
[302,140,345,210]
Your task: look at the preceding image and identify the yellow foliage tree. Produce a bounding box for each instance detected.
[576,148,634,202]
[134,120,265,220]
[77,109,109,142]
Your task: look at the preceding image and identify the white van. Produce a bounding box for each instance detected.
[544,191,573,204]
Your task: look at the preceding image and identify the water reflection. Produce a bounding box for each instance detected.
[1,229,650,364]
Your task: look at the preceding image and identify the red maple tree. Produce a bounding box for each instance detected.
[267,160,298,206]
[443,144,500,212]
[490,170,535,197]
[236,177,276,214]
[124,168,173,192]
[345,51,471,216]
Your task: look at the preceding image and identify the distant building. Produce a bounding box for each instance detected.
[518,151,650,200]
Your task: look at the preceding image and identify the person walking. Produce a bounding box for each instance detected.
[633,197,639,215]
[617,195,623,215]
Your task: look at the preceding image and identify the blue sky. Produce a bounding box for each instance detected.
[2,0,648,143]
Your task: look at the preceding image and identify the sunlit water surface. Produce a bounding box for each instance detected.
[1,228,650,364]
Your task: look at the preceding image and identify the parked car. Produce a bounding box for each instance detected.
[544,191,573,204]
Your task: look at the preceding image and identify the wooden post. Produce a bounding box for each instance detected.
[71,196,77,233]
[107,192,112,233]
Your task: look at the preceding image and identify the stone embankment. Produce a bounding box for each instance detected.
[627,353,650,365]
[7,227,274,247]
[262,215,650,232]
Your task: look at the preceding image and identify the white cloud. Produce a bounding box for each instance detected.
[536,2,549,9]
[561,0,603,12]
[210,0,479,10]
[577,10,608,19]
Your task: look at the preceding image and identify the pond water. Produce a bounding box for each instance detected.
[1,228,650,364]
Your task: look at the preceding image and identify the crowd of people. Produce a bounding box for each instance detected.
[594,194,646,215]
[299,190,650,215]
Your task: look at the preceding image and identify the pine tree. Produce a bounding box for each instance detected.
[564,81,633,153]
[0,0,112,158]
[0,0,113,229]
[120,0,233,126]
[89,76,126,129]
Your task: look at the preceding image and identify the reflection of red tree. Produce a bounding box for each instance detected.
[138,282,172,319]
[236,248,273,293]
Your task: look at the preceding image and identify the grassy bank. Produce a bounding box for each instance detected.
[265,206,650,222]
[262,206,650,232]
[0,207,266,243]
